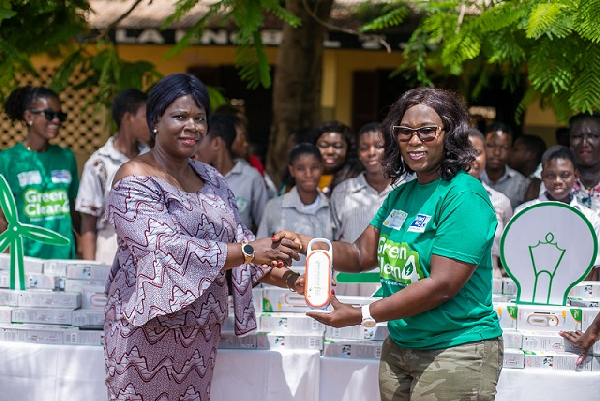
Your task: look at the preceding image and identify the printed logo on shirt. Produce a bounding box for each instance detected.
[51,170,72,184]
[407,214,432,233]
[236,196,249,214]
[17,171,42,187]
[382,209,408,230]
[23,189,70,219]
[377,235,425,285]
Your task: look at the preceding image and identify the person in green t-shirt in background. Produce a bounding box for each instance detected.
[0,86,79,259]
[274,88,503,401]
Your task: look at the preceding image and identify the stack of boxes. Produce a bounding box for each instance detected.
[495,278,600,371]
[0,255,107,346]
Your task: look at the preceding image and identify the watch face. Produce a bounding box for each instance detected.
[242,244,254,254]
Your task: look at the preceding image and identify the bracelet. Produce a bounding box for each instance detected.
[286,272,300,292]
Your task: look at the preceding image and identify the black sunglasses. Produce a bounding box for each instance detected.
[30,109,67,122]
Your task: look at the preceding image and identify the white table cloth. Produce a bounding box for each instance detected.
[0,341,599,401]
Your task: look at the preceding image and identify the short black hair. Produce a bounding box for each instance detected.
[467,128,485,143]
[4,86,61,122]
[208,114,238,152]
[288,142,323,165]
[381,87,475,184]
[112,89,148,130]
[515,134,547,164]
[484,122,514,137]
[147,73,210,140]
[542,146,577,171]
[569,112,600,132]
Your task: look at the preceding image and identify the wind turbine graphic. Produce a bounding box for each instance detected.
[0,175,69,290]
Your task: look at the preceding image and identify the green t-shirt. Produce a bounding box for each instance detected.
[371,171,502,349]
[0,143,78,259]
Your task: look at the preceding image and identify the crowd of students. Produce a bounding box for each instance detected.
[2,85,600,287]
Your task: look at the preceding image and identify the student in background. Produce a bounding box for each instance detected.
[569,113,600,214]
[515,146,600,281]
[76,89,150,263]
[330,122,400,295]
[257,143,331,251]
[480,122,530,208]
[0,86,79,259]
[467,128,513,278]
[195,114,268,232]
[312,120,361,195]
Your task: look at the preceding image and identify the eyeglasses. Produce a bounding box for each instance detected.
[29,109,67,122]
[392,125,443,142]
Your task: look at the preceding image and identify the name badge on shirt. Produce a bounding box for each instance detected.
[17,171,42,187]
[51,170,72,184]
[407,214,432,233]
[383,209,408,230]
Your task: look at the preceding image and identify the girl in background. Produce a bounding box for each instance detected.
[0,86,79,259]
[312,120,361,195]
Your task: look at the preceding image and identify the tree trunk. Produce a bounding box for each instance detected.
[267,0,334,186]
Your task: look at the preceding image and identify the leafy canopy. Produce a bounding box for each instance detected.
[362,0,600,122]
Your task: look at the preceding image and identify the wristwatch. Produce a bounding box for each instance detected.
[241,242,255,264]
[361,304,376,327]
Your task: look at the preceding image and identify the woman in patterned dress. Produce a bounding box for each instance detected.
[104,74,302,400]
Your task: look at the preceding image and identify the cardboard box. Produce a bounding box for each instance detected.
[262,287,312,312]
[569,282,600,298]
[218,330,257,349]
[44,259,105,277]
[0,271,60,290]
[494,302,518,329]
[18,290,81,309]
[492,279,503,294]
[72,310,105,327]
[64,279,105,293]
[260,312,325,333]
[11,307,73,325]
[0,289,20,307]
[0,324,63,344]
[581,308,600,331]
[503,348,525,369]
[0,254,44,274]
[523,350,591,371]
[521,331,582,353]
[516,305,581,332]
[323,339,383,359]
[325,323,388,341]
[569,297,600,308]
[81,284,107,310]
[63,328,104,346]
[502,329,523,349]
[256,331,323,351]
[0,306,11,324]
[502,278,517,295]
[66,263,111,281]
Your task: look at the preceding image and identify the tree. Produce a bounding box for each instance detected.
[362,0,600,122]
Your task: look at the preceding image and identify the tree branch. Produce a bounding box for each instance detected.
[301,0,392,53]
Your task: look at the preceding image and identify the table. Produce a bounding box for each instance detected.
[0,342,599,401]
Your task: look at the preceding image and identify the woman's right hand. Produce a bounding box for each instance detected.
[250,236,301,267]
[271,230,308,254]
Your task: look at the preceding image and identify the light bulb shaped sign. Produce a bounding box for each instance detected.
[0,174,69,290]
[500,202,597,305]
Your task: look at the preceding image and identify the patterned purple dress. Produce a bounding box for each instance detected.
[104,161,267,400]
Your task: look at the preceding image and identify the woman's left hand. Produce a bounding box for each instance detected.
[306,295,361,328]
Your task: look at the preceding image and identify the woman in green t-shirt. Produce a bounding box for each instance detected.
[0,86,80,259]
[274,88,503,401]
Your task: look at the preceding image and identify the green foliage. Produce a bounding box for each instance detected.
[365,0,600,122]
[166,0,300,89]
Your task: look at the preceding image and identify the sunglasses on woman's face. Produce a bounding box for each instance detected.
[30,109,67,122]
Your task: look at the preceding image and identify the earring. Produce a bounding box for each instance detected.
[153,128,158,134]
[28,121,32,125]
